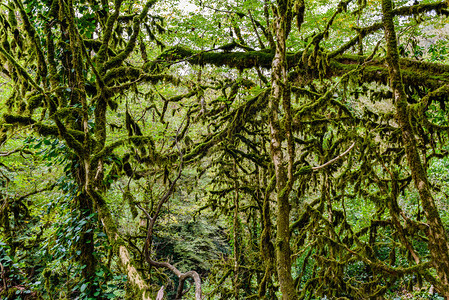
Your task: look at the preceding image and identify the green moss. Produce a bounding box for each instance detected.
[183,137,218,162]
[3,113,36,125]
[54,107,83,119]
[26,93,45,111]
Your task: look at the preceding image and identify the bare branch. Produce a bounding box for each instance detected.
[148,259,202,300]
[0,148,33,157]
[136,203,153,222]
[136,116,202,299]
[312,142,355,171]
[15,183,56,202]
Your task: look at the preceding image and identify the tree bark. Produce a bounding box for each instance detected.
[233,160,241,300]
[382,0,449,296]
[269,0,297,298]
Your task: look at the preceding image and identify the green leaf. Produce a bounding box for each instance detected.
[80,283,88,292]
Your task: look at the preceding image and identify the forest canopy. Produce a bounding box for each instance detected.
[2,0,449,299]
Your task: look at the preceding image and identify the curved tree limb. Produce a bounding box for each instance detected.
[148,259,202,300]
[312,142,356,171]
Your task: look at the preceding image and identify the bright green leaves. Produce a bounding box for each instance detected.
[429,40,448,62]
[25,136,70,167]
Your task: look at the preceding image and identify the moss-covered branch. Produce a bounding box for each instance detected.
[96,0,124,67]
[13,0,47,83]
[102,0,158,72]
[157,46,449,90]
[0,46,44,93]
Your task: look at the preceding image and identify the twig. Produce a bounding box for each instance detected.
[248,10,265,49]
[136,203,153,222]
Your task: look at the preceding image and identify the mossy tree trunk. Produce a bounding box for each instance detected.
[1,0,162,297]
[259,171,276,298]
[0,199,13,256]
[48,0,98,291]
[269,0,297,298]
[232,160,241,299]
[382,0,449,297]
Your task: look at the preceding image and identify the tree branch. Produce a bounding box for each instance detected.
[312,142,356,171]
